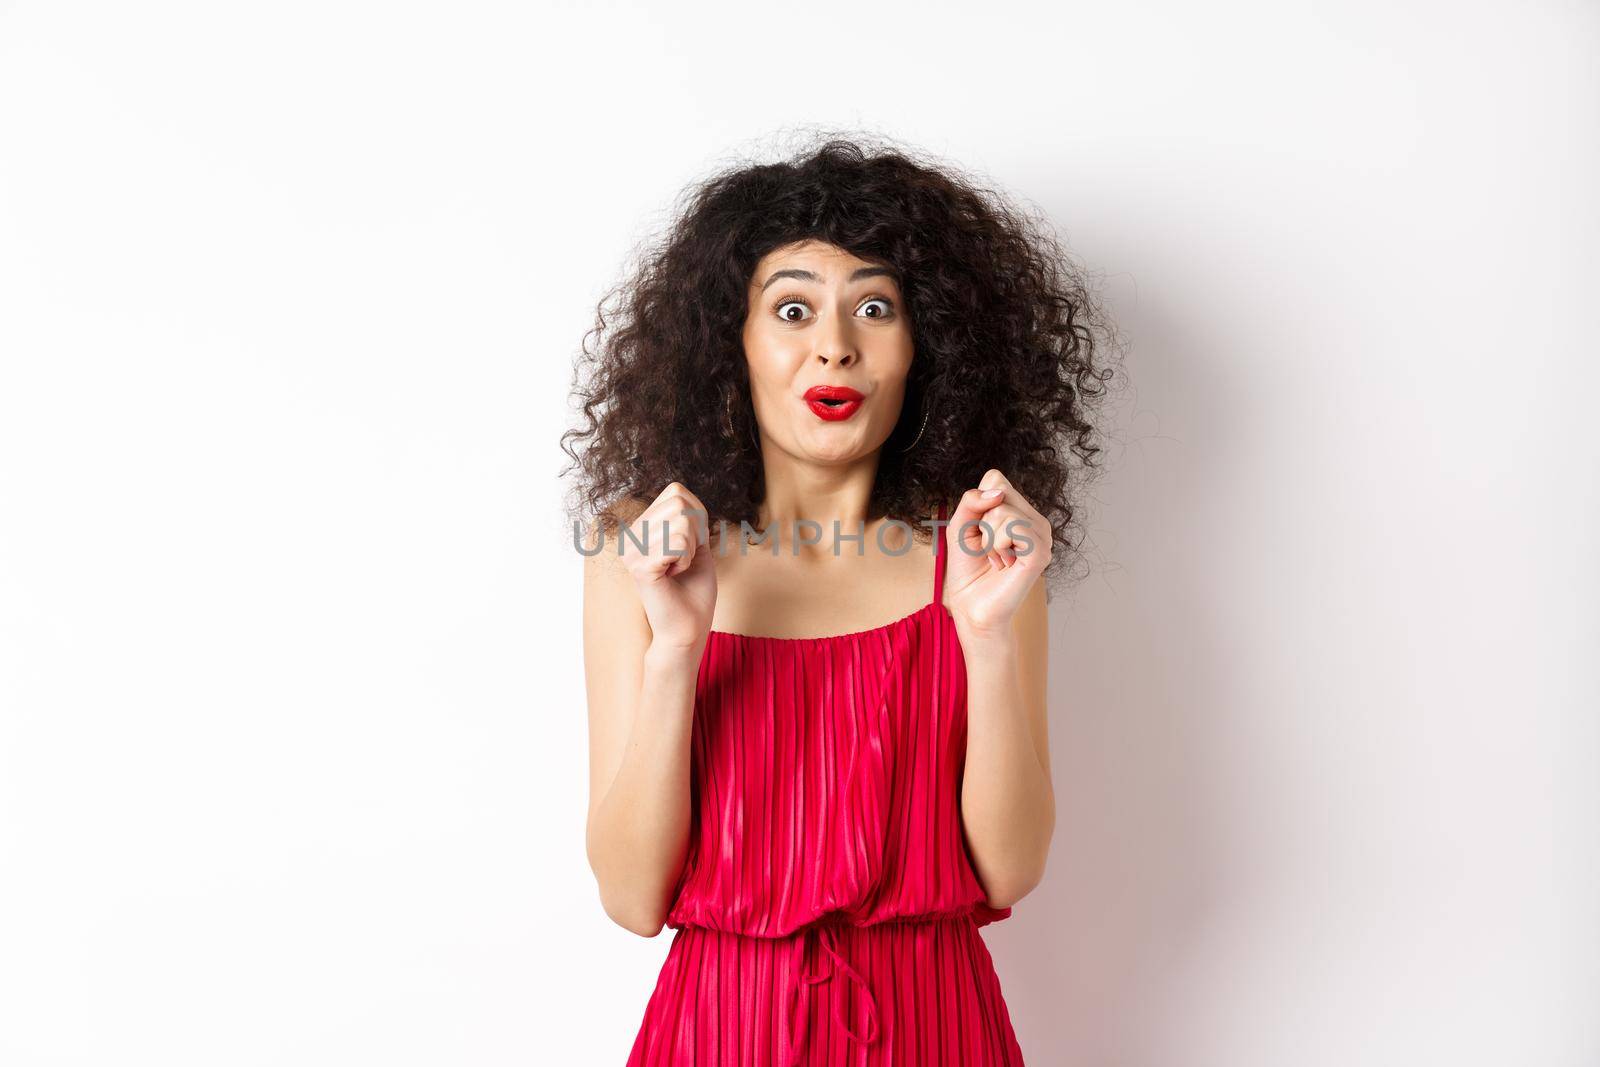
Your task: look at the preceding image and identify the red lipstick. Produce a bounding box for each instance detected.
[803,384,865,422]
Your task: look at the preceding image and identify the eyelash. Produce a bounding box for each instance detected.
[770,294,897,322]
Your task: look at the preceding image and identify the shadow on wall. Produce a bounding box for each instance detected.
[983,283,1249,1064]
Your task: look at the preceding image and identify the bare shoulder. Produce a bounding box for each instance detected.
[583,495,651,553]
[582,495,651,624]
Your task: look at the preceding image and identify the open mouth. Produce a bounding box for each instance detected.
[806,400,861,421]
[803,386,865,422]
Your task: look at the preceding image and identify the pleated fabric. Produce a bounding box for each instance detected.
[626,502,1025,1066]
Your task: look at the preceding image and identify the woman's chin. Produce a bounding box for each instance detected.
[794,433,879,464]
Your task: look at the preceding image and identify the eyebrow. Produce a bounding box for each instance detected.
[758,265,899,292]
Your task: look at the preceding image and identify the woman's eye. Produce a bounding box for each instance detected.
[772,297,894,322]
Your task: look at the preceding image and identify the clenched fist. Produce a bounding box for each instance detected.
[619,482,718,651]
[941,469,1051,640]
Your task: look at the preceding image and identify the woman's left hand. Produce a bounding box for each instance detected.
[941,469,1052,640]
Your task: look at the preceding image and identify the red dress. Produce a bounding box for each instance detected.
[625,502,1027,1065]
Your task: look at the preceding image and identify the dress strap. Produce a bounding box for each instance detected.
[933,499,948,607]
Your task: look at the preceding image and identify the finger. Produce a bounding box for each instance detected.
[644,483,711,574]
[647,481,709,531]
[683,532,718,576]
[1004,511,1049,567]
[992,520,1018,568]
[975,484,1044,560]
[978,470,1045,533]
[663,522,696,577]
[994,509,1046,568]
[665,503,712,576]
[948,485,1009,559]
[977,468,1013,493]
[665,482,713,547]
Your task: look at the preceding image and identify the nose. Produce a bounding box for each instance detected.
[814,336,858,367]
[813,308,859,366]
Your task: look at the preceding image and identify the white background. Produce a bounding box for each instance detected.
[1,1,1595,1064]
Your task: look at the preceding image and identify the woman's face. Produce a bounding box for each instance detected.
[741,239,915,464]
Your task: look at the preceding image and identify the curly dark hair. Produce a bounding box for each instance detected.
[559,130,1123,588]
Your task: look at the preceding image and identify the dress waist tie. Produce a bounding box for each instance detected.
[785,922,880,1064]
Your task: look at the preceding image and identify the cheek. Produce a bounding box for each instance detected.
[742,362,792,429]
[885,347,916,394]
[743,347,782,395]
[742,326,796,388]
[740,326,765,376]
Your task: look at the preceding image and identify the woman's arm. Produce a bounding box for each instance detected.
[955,574,1055,910]
[582,507,704,937]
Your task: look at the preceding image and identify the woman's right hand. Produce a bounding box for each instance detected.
[621,481,718,652]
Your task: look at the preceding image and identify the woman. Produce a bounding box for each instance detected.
[563,135,1116,1065]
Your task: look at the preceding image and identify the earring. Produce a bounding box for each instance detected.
[898,401,930,452]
